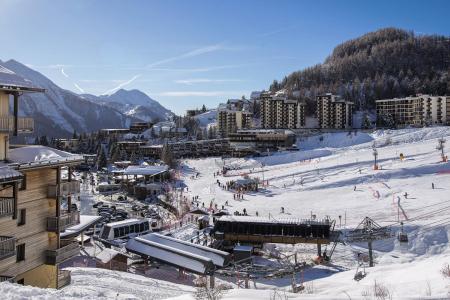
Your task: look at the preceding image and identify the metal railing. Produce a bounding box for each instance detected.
[48,180,81,198]
[0,276,14,283]
[45,240,79,265]
[0,117,34,132]
[47,211,80,232]
[0,236,15,260]
[57,270,71,289]
[0,197,15,217]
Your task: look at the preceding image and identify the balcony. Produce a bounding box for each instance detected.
[0,117,34,133]
[48,180,81,198]
[0,197,15,218]
[0,236,15,260]
[45,240,79,265]
[47,211,80,233]
[0,276,14,283]
[57,270,71,289]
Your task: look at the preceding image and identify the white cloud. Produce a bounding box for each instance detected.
[146,43,225,68]
[101,74,141,95]
[174,78,243,85]
[157,91,247,97]
[73,83,85,93]
[148,64,247,73]
[257,25,297,38]
[61,68,69,78]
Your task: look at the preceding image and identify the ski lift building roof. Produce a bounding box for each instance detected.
[122,165,169,176]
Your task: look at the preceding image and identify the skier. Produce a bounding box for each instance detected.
[404,192,408,199]
[354,186,357,191]
[432,182,435,189]
[281,207,285,214]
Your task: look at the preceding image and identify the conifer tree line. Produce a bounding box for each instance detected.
[270,28,450,114]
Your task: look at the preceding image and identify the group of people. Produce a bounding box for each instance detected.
[233,208,248,216]
[233,193,244,200]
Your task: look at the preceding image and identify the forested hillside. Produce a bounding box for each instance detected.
[271,28,450,114]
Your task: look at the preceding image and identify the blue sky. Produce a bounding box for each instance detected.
[2,0,450,114]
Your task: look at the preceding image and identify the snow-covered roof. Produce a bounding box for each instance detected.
[126,237,214,275]
[106,218,145,227]
[0,166,23,183]
[126,233,230,274]
[95,248,127,264]
[234,245,253,252]
[123,165,168,176]
[8,146,83,166]
[142,233,229,267]
[61,215,103,238]
[0,65,45,93]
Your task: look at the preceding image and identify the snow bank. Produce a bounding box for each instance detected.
[193,109,217,128]
[0,267,193,299]
[300,131,374,150]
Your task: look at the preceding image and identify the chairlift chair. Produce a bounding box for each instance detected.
[398,222,408,243]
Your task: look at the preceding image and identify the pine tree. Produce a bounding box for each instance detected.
[362,114,372,129]
[97,148,107,169]
[39,136,49,146]
[161,143,174,167]
[201,104,207,113]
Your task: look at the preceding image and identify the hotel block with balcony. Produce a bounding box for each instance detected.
[0,65,84,288]
[317,94,354,129]
[217,98,253,136]
[260,92,306,129]
[376,95,450,127]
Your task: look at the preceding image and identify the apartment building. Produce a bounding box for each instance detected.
[0,66,83,288]
[140,139,230,159]
[217,99,253,136]
[376,95,450,127]
[260,92,306,129]
[317,94,354,129]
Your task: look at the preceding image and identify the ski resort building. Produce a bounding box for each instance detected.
[217,99,253,136]
[228,129,296,155]
[0,66,83,288]
[213,216,334,252]
[317,93,354,129]
[376,95,450,127]
[139,139,230,159]
[260,92,306,129]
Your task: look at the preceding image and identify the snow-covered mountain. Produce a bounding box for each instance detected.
[90,89,173,122]
[0,59,172,138]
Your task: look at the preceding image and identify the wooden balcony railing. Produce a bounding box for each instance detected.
[0,236,15,260]
[0,117,34,133]
[47,211,80,233]
[48,180,81,198]
[0,197,15,217]
[45,240,79,265]
[57,270,71,289]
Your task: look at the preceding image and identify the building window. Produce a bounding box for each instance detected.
[16,243,25,262]
[18,209,26,226]
[19,175,27,191]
